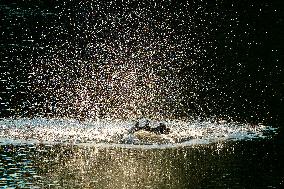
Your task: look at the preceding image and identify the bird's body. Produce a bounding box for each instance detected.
[130,119,170,135]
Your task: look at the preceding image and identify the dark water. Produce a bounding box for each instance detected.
[0,137,283,188]
[0,0,283,188]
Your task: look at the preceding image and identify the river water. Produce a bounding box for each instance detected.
[1,0,283,188]
[0,132,283,188]
[0,118,282,188]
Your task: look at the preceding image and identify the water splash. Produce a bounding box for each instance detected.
[1,1,281,133]
[0,1,222,120]
[0,118,277,148]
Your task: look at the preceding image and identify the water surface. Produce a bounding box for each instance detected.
[0,118,282,188]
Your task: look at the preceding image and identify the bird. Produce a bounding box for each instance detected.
[130,119,170,135]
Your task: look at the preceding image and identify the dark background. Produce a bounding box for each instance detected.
[0,0,283,126]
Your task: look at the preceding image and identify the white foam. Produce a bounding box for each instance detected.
[0,118,277,148]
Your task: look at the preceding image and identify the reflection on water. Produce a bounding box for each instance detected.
[1,139,283,188]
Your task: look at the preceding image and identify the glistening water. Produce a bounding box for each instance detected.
[0,118,277,146]
[1,0,283,188]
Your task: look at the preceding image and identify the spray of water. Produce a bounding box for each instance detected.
[0,118,277,147]
[0,1,279,147]
[2,1,217,120]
